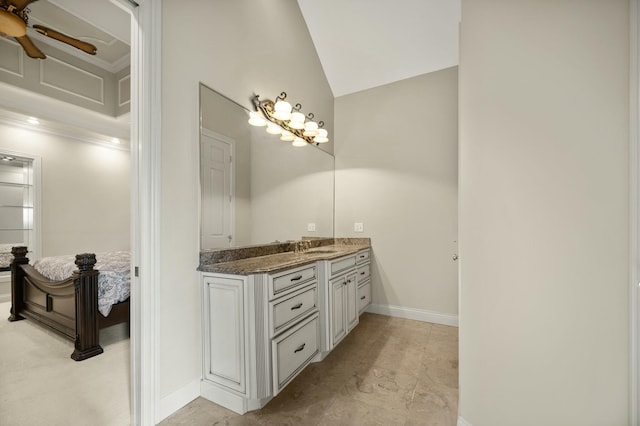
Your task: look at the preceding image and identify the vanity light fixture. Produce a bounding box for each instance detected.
[249,92,330,147]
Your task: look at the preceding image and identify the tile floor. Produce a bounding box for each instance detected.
[161,313,458,426]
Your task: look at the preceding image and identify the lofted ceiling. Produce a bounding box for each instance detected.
[296,0,461,97]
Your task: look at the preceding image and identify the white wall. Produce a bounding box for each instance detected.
[459,1,629,424]
[0,122,130,256]
[160,0,333,409]
[334,68,459,320]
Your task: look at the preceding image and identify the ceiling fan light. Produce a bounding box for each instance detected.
[248,111,267,126]
[273,100,292,120]
[280,130,295,141]
[292,137,308,147]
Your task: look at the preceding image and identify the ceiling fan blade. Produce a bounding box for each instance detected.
[33,24,97,55]
[15,35,45,59]
[7,0,38,12]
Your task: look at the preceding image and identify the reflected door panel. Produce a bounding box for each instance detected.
[201,131,234,249]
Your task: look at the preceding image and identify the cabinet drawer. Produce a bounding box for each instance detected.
[271,284,317,335]
[272,313,319,395]
[356,263,370,283]
[357,282,371,314]
[270,264,316,298]
[330,255,356,277]
[356,249,370,264]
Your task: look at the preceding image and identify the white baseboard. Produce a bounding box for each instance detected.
[366,303,458,327]
[457,416,473,426]
[157,378,200,423]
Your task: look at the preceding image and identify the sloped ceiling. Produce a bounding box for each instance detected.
[296,0,461,97]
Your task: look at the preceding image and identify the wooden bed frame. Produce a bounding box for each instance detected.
[8,246,130,361]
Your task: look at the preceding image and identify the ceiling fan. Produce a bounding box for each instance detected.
[0,0,96,59]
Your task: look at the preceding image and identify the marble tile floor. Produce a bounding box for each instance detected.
[161,313,458,426]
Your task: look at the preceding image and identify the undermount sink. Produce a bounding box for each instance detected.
[306,248,340,254]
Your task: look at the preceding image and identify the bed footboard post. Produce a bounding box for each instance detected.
[70,253,104,361]
[9,246,29,322]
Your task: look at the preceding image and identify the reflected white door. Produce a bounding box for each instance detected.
[201,130,234,249]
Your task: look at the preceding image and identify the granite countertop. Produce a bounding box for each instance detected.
[199,238,370,275]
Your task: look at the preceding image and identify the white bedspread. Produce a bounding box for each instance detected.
[33,251,131,317]
[0,244,19,269]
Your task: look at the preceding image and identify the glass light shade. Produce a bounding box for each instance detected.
[314,129,329,143]
[266,123,282,135]
[248,111,267,126]
[292,137,308,147]
[273,100,292,120]
[302,121,318,137]
[280,130,295,141]
[289,111,305,129]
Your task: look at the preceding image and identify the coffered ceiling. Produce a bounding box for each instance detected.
[26,0,130,73]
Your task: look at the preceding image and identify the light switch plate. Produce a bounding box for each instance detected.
[307,223,316,232]
[354,222,364,233]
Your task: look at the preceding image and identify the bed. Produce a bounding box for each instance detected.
[8,246,131,361]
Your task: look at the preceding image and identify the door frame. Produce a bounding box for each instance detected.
[111,0,162,424]
[630,0,639,423]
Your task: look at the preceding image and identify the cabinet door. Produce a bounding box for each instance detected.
[346,272,358,331]
[330,277,347,348]
[202,276,245,393]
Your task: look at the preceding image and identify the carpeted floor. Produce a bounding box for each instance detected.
[0,301,131,426]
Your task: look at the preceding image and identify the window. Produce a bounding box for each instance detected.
[0,152,40,287]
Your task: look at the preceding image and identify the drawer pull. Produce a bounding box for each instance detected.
[360,296,366,300]
[291,303,303,310]
[359,255,365,258]
[294,343,306,353]
[360,272,365,275]
[290,275,303,282]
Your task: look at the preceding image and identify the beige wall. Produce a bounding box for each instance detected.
[0,122,130,256]
[160,0,333,401]
[459,1,629,424]
[334,68,459,317]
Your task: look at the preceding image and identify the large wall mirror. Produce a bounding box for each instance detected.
[199,83,334,249]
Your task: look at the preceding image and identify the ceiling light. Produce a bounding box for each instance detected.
[251,92,330,147]
[26,117,39,125]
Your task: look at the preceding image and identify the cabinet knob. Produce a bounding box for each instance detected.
[360,296,366,300]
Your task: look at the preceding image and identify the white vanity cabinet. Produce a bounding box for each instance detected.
[319,253,362,352]
[201,262,320,414]
[356,249,372,314]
